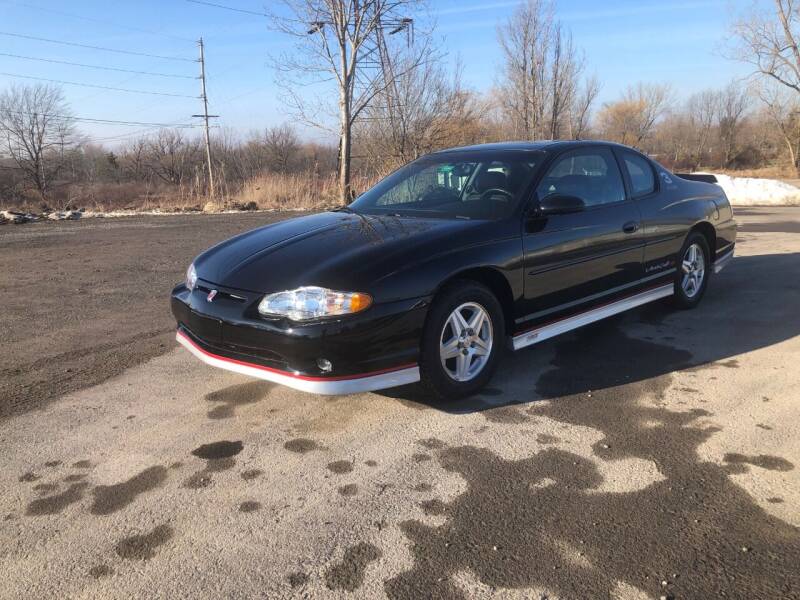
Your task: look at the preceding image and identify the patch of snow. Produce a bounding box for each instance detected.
[0,210,39,224]
[80,208,281,219]
[47,210,82,221]
[704,174,800,206]
[80,209,191,218]
[0,207,292,225]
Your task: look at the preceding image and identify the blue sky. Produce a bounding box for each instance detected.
[0,0,758,145]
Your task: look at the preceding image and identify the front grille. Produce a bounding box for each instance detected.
[218,340,285,364]
[196,284,248,303]
[181,325,289,371]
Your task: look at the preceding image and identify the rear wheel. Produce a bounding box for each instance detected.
[671,232,710,309]
[419,281,504,400]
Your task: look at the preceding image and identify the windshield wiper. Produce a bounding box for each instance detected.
[333,205,356,213]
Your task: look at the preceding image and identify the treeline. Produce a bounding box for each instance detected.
[2,0,800,211]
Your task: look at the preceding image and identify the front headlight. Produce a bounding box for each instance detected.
[257,286,372,321]
[186,263,198,291]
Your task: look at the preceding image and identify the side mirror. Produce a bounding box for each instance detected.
[538,194,585,215]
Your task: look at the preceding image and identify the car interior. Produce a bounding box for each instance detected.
[537,152,626,207]
[370,158,540,220]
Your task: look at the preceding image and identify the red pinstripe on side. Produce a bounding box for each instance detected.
[514,281,674,338]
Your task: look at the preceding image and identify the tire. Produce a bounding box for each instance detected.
[671,232,711,309]
[418,280,505,400]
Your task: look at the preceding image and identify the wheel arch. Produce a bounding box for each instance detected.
[433,267,516,333]
[689,221,717,262]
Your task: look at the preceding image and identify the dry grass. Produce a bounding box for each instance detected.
[228,171,382,211]
[229,172,340,211]
[1,172,376,214]
[14,164,798,215]
[66,182,200,212]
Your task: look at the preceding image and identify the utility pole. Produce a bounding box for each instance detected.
[193,37,219,200]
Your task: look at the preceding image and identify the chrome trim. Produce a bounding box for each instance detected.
[512,284,674,351]
[714,248,734,273]
[176,332,420,395]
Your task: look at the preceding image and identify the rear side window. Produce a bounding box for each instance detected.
[537,148,626,207]
[622,152,656,197]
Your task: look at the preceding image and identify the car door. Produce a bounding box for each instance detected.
[616,148,686,276]
[519,145,644,325]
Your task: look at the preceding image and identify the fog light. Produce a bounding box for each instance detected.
[317,358,333,373]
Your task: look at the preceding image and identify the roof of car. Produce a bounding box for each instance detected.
[435,140,632,153]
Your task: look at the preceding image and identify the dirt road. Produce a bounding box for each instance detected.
[0,212,304,420]
[1,208,798,599]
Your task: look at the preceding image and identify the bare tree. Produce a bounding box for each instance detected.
[597,83,672,146]
[686,89,717,168]
[725,1,800,170]
[264,124,300,173]
[497,0,588,140]
[497,0,552,138]
[716,81,751,167]
[356,37,489,170]
[123,137,148,181]
[547,22,582,139]
[756,81,800,174]
[144,129,201,186]
[730,0,800,94]
[270,0,427,201]
[0,83,76,200]
[569,74,600,139]
[655,112,695,166]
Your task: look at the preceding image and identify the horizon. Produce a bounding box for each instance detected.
[0,0,757,146]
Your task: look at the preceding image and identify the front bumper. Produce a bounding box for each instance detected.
[171,281,427,394]
[176,328,420,394]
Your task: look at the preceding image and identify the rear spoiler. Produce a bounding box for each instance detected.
[676,173,718,184]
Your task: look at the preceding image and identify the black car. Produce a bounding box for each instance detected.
[171,141,736,399]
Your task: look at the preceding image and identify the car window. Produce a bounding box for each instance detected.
[375,162,477,207]
[537,148,626,207]
[622,152,656,197]
[351,152,545,220]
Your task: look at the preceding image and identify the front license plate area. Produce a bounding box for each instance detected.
[187,309,222,344]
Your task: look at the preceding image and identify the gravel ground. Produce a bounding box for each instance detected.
[0,211,306,420]
[1,208,798,599]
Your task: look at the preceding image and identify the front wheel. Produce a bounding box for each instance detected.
[671,232,710,309]
[419,281,505,400]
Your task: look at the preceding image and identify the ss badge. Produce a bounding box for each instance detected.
[207,289,218,302]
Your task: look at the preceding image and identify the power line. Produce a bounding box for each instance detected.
[0,72,197,98]
[3,1,195,43]
[0,31,195,62]
[82,124,196,143]
[0,52,195,79]
[5,110,199,128]
[185,0,268,16]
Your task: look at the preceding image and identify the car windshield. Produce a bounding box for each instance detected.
[349,151,545,220]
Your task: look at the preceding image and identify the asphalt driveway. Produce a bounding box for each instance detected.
[1,208,798,599]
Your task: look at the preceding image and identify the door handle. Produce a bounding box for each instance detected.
[622,221,639,234]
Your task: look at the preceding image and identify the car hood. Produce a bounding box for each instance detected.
[194,211,486,296]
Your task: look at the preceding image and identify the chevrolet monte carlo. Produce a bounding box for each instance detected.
[171,141,736,399]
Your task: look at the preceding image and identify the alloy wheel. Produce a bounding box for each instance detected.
[681,242,705,298]
[439,302,493,382]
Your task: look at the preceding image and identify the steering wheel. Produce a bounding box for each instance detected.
[480,188,514,202]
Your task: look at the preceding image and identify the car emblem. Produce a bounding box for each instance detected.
[207,289,218,302]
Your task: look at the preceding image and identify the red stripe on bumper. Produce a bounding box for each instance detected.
[176,329,416,382]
